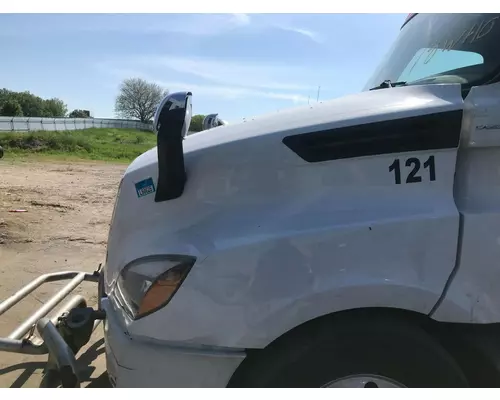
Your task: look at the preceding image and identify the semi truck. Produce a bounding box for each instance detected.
[2,13,500,388]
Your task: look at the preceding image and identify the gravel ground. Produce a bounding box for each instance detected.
[0,160,125,387]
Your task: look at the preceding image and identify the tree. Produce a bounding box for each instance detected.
[0,89,68,117]
[115,78,167,123]
[43,98,68,117]
[14,91,45,117]
[0,89,11,105]
[0,99,23,116]
[189,114,205,132]
[69,109,91,118]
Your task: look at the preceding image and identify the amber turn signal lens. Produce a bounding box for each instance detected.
[136,264,189,318]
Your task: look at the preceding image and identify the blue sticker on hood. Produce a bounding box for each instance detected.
[135,177,156,198]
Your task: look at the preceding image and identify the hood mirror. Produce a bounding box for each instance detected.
[202,114,227,131]
[153,91,192,202]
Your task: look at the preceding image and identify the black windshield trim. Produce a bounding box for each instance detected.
[401,13,418,30]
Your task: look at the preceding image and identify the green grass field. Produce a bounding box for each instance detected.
[0,128,156,163]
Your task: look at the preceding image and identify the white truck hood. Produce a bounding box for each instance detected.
[105,83,464,292]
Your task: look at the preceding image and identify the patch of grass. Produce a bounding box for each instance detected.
[0,128,156,162]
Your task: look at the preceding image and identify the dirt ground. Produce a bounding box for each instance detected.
[0,159,126,388]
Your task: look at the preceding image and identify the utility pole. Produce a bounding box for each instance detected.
[316,86,321,102]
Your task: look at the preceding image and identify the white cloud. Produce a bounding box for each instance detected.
[95,62,311,104]
[277,26,324,43]
[231,13,252,26]
[0,14,252,38]
[158,80,310,103]
[139,14,253,36]
[114,13,322,43]
[0,13,323,44]
[138,13,322,43]
[248,14,323,43]
[132,55,317,92]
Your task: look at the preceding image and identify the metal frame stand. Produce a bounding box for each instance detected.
[0,268,104,388]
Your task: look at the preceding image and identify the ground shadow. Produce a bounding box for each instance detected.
[76,337,110,387]
[85,371,111,388]
[0,361,46,388]
[0,337,110,388]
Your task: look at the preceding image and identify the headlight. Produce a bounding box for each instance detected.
[115,255,196,320]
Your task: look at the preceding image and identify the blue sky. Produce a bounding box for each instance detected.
[0,13,405,122]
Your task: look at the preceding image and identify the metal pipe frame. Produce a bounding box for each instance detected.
[37,317,81,388]
[0,270,99,354]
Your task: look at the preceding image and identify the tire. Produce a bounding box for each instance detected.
[230,314,469,388]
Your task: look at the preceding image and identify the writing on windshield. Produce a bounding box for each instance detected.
[424,16,498,64]
[363,13,500,91]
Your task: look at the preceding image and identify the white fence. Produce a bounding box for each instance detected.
[0,117,153,132]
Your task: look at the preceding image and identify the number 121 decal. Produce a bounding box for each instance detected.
[389,155,436,184]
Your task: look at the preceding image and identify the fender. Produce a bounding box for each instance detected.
[127,208,460,349]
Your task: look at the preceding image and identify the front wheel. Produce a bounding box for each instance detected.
[230,314,469,388]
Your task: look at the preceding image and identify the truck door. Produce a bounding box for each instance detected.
[432,81,500,323]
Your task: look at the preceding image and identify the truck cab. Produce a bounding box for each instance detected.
[99,13,500,388]
[27,13,500,387]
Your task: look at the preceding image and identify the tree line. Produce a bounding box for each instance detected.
[0,89,68,118]
[0,89,91,119]
[0,78,206,132]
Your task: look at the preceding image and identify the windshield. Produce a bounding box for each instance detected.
[364,13,500,91]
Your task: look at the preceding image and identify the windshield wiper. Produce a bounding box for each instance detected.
[369,80,407,91]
